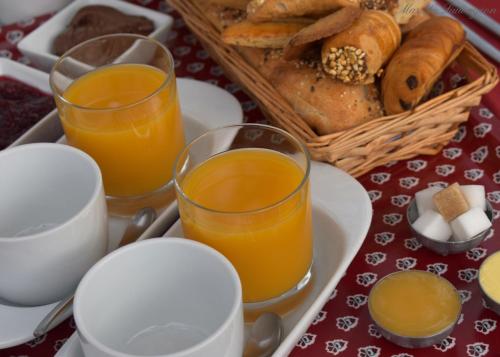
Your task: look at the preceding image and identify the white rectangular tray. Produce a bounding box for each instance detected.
[3,77,244,349]
[56,161,371,357]
[163,162,372,356]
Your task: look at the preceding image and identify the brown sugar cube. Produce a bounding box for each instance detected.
[432,183,470,221]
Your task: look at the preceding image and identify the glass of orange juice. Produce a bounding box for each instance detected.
[50,34,184,215]
[174,124,313,308]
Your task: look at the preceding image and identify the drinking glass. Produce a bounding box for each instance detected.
[174,124,313,307]
[50,34,184,215]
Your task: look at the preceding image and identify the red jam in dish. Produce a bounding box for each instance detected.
[0,76,55,149]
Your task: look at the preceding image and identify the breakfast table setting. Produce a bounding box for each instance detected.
[0,0,499,356]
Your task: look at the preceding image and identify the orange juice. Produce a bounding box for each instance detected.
[368,271,461,337]
[178,148,313,302]
[59,63,184,197]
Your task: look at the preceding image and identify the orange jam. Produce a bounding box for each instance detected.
[368,270,461,337]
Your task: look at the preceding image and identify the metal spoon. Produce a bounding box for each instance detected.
[244,312,283,357]
[33,207,157,338]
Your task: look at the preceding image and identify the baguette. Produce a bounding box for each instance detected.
[247,0,360,22]
[222,20,307,48]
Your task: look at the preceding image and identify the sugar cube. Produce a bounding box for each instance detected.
[433,183,469,221]
[412,210,452,242]
[450,207,492,242]
[415,187,442,216]
[460,185,486,210]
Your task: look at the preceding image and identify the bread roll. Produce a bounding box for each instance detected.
[321,10,401,84]
[271,61,383,134]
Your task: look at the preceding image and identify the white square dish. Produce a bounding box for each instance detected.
[17,0,174,72]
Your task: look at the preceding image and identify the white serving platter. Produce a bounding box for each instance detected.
[56,160,373,357]
[17,0,174,72]
[0,78,243,349]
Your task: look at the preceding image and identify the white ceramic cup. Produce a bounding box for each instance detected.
[0,143,107,306]
[74,238,244,357]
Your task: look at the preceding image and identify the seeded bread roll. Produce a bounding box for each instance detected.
[321,10,401,84]
[382,17,465,114]
[271,61,383,134]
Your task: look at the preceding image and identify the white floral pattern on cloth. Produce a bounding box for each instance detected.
[1,1,499,357]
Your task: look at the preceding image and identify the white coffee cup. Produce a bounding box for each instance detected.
[74,238,244,357]
[0,143,107,306]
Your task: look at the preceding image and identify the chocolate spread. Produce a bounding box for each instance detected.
[53,5,155,56]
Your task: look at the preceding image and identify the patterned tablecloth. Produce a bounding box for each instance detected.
[0,1,499,356]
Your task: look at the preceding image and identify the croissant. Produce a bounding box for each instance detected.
[247,0,360,22]
[321,10,401,84]
[381,17,465,115]
[222,20,308,48]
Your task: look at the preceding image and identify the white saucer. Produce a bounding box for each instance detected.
[0,78,243,350]
[56,161,372,357]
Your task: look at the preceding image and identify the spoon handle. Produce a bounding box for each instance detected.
[33,295,74,337]
[33,207,157,337]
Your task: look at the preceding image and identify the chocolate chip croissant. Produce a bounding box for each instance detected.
[321,10,401,84]
[381,17,465,115]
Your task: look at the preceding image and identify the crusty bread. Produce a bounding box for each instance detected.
[382,17,465,114]
[271,61,383,134]
[222,20,307,48]
[247,0,360,22]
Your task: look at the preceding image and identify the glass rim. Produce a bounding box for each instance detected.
[173,123,311,216]
[49,33,175,112]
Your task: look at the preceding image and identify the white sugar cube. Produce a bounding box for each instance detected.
[412,210,452,242]
[450,207,492,242]
[415,187,442,216]
[460,185,486,210]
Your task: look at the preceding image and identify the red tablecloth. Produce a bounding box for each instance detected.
[0,1,499,356]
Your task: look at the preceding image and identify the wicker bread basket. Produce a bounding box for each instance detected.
[168,0,498,177]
